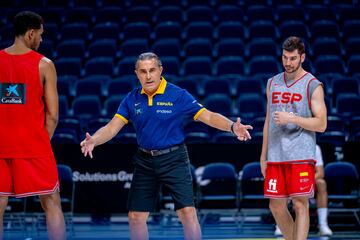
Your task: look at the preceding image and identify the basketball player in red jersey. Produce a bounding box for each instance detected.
[0,11,65,240]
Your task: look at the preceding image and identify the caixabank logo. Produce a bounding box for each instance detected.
[0,83,26,104]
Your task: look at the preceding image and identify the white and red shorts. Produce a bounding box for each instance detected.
[264,161,315,199]
[0,156,59,198]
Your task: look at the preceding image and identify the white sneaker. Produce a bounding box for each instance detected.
[274,225,283,237]
[319,225,333,236]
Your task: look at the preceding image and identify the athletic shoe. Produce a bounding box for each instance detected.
[319,225,333,236]
[274,225,283,237]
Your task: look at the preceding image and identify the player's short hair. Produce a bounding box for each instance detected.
[282,36,305,55]
[135,52,162,69]
[13,11,43,37]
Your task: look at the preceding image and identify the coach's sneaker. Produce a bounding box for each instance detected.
[274,225,283,237]
[319,224,333,236]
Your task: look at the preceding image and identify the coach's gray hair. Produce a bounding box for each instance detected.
[135,52,162,69]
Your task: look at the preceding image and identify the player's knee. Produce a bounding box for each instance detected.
[128,211,148,225]
[177,207,198,222]
[292,199,308,214]
[316,179,327,193]
[39,193,62,212]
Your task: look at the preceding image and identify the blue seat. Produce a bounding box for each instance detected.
[332,77,359,103]
[336,94,360,117]
[72,95,102,119]
[307,6,337,23]
[120,39,149,57]
[55,58,82,77]
[202,94,233,117]
[239,162,268,210]
[154,22,182,39]
[237,93,266,119]
[343,20,360,40]
[216,22,246,39]
[314,56,346,75]
[185,132,211,143]
[38,8,63,26]
[348,55,360,76]
[198,162,238,209]
[161,57,180,76]
[42,22,59,42]
[106,79,134,97]
[95,7,123,24]
[104,95,125,117]
[277,5,306,23]
[311,20,340,40]
[56,40,86,59]
[248,21,278,39]
[125,6,152,23]
[338,6,360,23]
[38,40,54,59]
[217,5,244,23]
[51,133,78,144]
[74,79,104,97]
[85,118,111,134]
[326,115,345,132]
[215,56,245,76]
[246,5,275,23]
[324,162,360,209]
[64,7,93,25]
[344,38,360,56]
[184,39,213,57]
[186,6,215,23]
[203,79,232,96]
[174,78,201,98]
[57,76,77,98]
[248,56,281,76]
[247,38,279,58]
[117,57,137,76]
[318,131,346,147]
[312,38,343,58]
[84,57,115,77]
[235,79,263,96]
[184,121,210,135]
[122,22,151,40]
[216,39,245,58]
[60,23,89,41]
[45,0,70,7]
[59,95,70,117]
[182,57,212,76]
[184,22,213,39]
[92,23,120,40]
[154,6,183,23]
[57,117,81,137]
[88,39,117,59]
[279,21,310,41]
[152,39,182,58]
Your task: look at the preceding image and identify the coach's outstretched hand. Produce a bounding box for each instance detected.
[233,117,253,141]
[80,132,95,158]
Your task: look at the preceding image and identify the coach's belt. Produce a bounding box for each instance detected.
[139,145,180,156]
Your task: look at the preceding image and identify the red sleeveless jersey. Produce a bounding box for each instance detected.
[0,50,54,158]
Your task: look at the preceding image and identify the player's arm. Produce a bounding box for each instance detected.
[80,116,126,158]
[260,86,270,177]
[273,85,327,133]
[40,57,58,139]
[197,109,252,140]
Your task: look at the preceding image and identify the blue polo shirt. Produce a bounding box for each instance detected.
[115,78,205,150]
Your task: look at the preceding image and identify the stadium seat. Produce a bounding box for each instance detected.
[215,56,245,76]
[217,5,244,23]
[92,23,120,40]
[277,5,306,23]
[84,57,115,77]
[215,39,245,58]
[104,95,125,117]
[122,22,151,40]
[246,5,275,23]
[161,57,180,76]
[154,22,182,40]
[182,57,212,76]
[247,38,279,58]
[216,22,246,39]
[311,20,340,40]
[348,55,360,76]
[185,6,215,23]
[125,6,152,23]
[55,58,82,77]
[307,6,337,23]
[279,21,310,41]
[248,21,278,39]
[202,94,233,117]
[203,79,232,96]
[173,78,201,98]
[117,57,137,76]
[184,39,213,57]
[235,79,263,96]
[153,6,183,23]
[56,40,86,59]
[120,39,149,57]
[72,95,102,120]
[88,39,117,59]
[184,22,213,39]
[237,94,266,119]
[312,38,343,58]
[248,56,281,76]
[343,20,360,40]
[336,94,360,117]
[74,79,104,97]
[64,7,93,25]
[95,7,123,24]
[152,39,182,58]
[314,56,346,75]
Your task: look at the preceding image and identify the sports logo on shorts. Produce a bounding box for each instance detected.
[0,83,26,104]
[267,179,278,193]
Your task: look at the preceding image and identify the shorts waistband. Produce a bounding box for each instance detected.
[139,144,182,157]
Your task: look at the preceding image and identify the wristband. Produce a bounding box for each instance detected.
[230,122,235,134]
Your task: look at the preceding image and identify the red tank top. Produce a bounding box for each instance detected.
[0,50,54,158]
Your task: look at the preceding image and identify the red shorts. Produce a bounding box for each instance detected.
[0,157,59,198]
[264,162,315,199]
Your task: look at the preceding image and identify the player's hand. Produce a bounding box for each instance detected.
[273,111,294,125]
[80,132,95,158]
[233,117,253,141]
